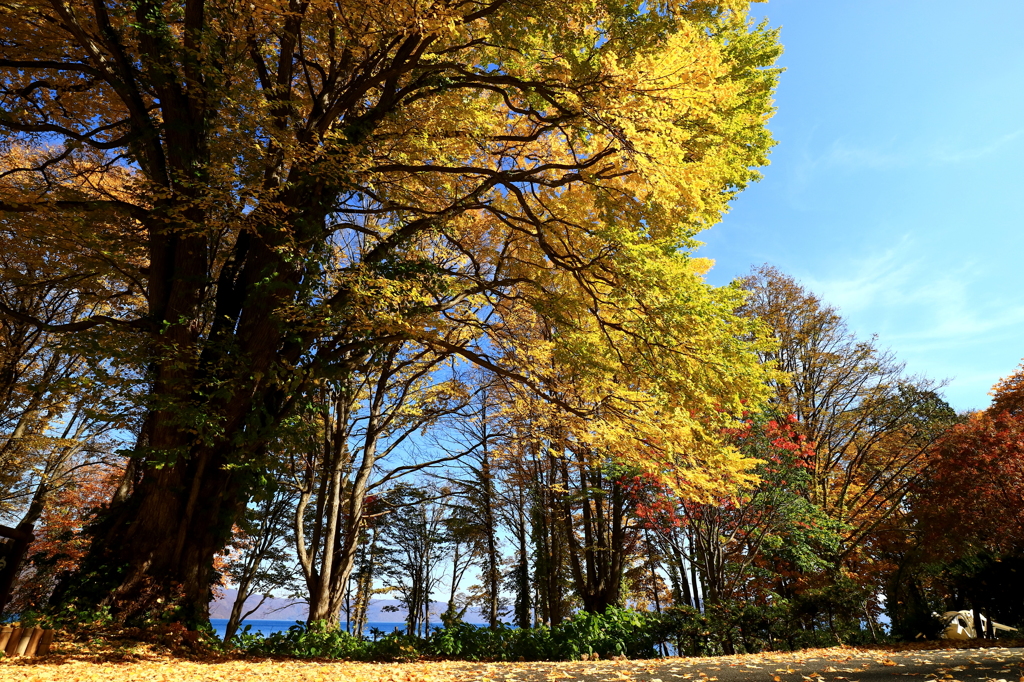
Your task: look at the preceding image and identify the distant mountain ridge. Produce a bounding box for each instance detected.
[209,590,308,620]
[210,590,485,623]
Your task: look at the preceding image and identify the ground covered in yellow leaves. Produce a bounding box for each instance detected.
[3,642,1024,682]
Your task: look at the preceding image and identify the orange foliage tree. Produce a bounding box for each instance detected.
[918,362,1024,555]
[740,266,958,567]
[5,463,122,617]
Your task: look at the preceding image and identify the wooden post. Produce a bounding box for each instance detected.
[4,627,23,656]
[23,627,44,656]
[38,629,54,656]
[14,628,33,656]
[0,627,52,657]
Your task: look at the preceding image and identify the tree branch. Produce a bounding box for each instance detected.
[0,299,152,333]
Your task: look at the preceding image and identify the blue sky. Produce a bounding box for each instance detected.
[700,0,1024,413]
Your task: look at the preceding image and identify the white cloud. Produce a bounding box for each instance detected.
[801,236,920,313]
[787,127,1024,191]
[821,138,910,171]
[795,238,1024,410]
[804,239,1024,346]
[931,128,1024,164]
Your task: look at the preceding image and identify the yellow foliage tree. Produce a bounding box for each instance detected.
[0,0,780,624]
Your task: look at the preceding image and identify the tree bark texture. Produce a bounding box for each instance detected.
[52,445,244,626]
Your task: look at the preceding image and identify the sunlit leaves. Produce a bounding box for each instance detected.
[0,0,781,620]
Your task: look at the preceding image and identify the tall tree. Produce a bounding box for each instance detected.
[0,221,133,528]
[0,0,781,624]
[433,382,505,627]
[289,341,464,626]
[377,483,450,638]
[3,461,123,618]
[740,266,957,564]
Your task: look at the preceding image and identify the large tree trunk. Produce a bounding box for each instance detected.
[51,441,245,627]
[47,170,326,624]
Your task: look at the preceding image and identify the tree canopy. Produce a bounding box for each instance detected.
[0,0,782,624]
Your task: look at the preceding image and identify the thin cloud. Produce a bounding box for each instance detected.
[801,238,1024,349]
[789,127,1024,182]
[795,242,1024,411]
[823,138,909,170]
[932,128,1024,164]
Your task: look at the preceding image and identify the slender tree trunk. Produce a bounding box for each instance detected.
[308,448,344,624]
[224,578,271,643]
[560,455,628,613]
[531,450,554,626]
[645,529,661,614]
[515,520,532,628]
[689,531,702,613]
[480,425,500,629]
[352,524,377,638]
[672,540,694,608]
[18,479,49,530]
[295,371,390,627]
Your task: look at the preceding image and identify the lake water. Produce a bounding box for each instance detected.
[210,619,423,640]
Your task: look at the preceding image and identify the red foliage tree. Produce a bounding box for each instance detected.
[919,409,1024,555]
[896,363,1024,636]
[624,412,824,609]
[5,464,121,617]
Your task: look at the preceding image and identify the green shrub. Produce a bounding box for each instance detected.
[229,601,882,662]
[232,620,428,661]
[425,606,663,662]
[549,607,662,660]
[233,608,666,662]
[233,620,366,659]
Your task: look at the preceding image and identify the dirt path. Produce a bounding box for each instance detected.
[2,644,1022,681]
[447,647,1024,682]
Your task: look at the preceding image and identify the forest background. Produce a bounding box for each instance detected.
[1,0,1023,662]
